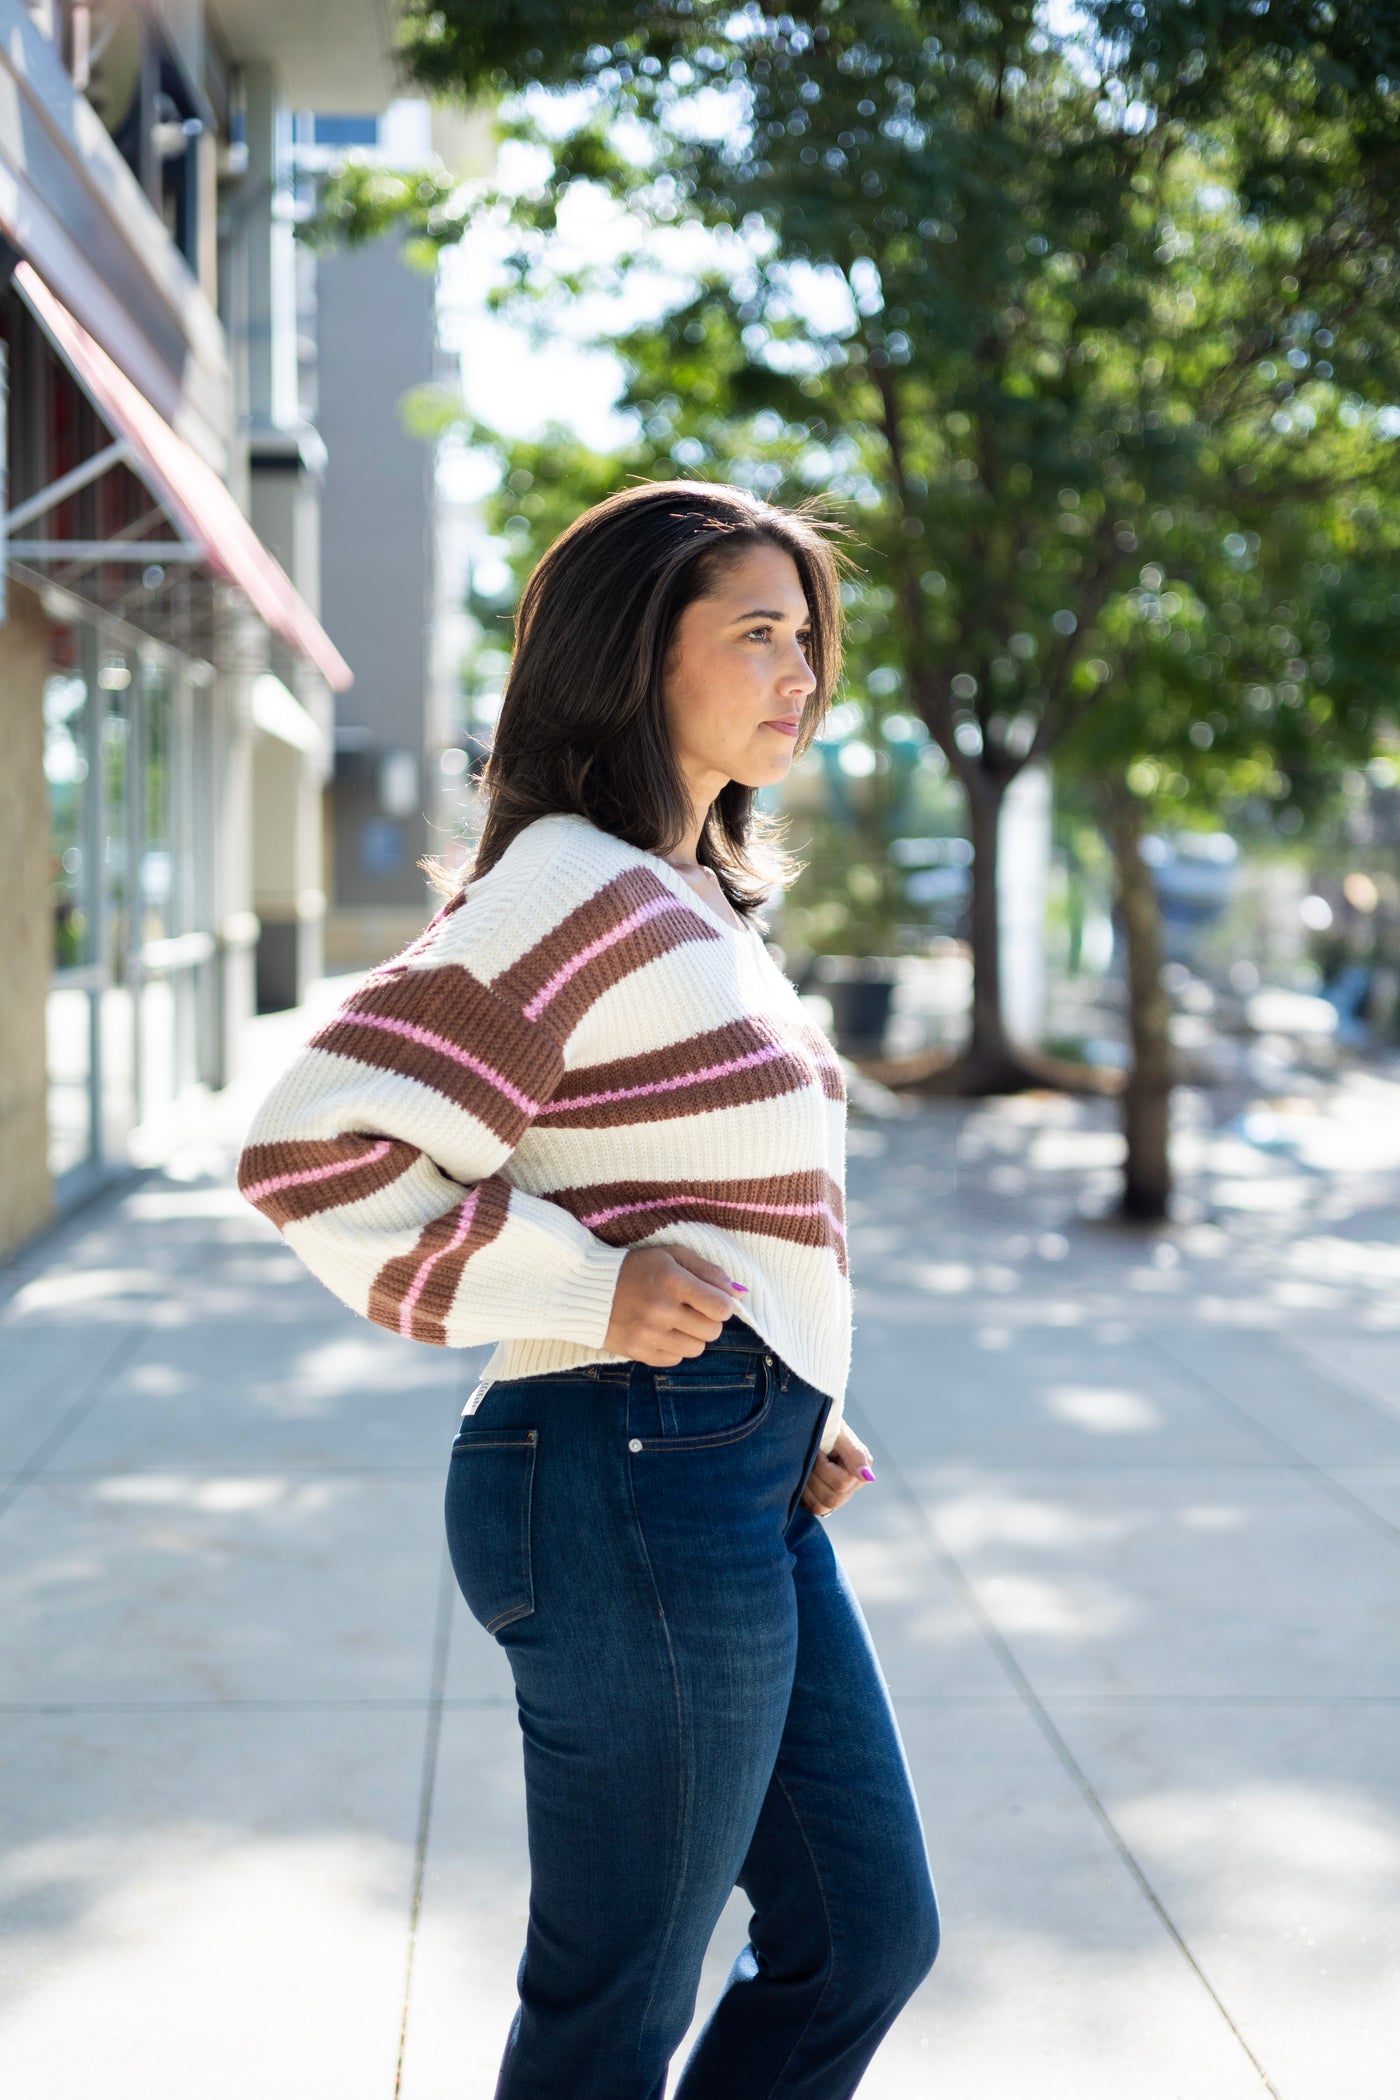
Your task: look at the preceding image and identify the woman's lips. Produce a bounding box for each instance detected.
[763,719,801,738]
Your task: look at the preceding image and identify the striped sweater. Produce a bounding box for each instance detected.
[237,811,851,1453]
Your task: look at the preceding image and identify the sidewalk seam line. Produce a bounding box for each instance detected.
[856,1403,1282,2099]
[1137,1325,1400,1552]
[0,1175,261,1518]
[0,1325,148,1524]
[394,1542,456,2100]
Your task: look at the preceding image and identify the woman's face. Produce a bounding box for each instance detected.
[663,542,817,812]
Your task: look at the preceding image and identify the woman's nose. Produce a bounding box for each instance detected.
[781,644,817,697]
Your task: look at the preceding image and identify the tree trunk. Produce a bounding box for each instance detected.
[960,771,1022,1089]
[876,718,1117,1099]
[874,757,1119,1098]
[1102,782,1174,1221]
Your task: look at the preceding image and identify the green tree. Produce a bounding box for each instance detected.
[1057,487,1400,1217]
[320,2,1400,1095]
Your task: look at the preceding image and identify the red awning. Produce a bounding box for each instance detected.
[14,262,352,692]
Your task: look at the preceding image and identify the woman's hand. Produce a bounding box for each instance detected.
[604,1243,744,1366]
[603,1251,878,1515]
[800,1423,877,1522]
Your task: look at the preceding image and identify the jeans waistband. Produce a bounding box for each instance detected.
[705,1313,770,1355]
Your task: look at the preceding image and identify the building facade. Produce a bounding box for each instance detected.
[316,202,439,970]
[305,98,485,971]
[0,0,399,1258]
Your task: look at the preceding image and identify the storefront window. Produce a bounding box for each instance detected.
[45,625,217,1187]
[141,657,175,944]
[98,653,136,1158]
[44,668,91,972]
[44,657,96,1178]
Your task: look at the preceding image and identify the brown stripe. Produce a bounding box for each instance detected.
[308,965,562,1144]
[545,1170,848,1275]
[793,1021,847,1103]
[237,1135,418,1229]
[492,866,721,1036]
[541,1018,830,1128]
[367,1177,513,1344]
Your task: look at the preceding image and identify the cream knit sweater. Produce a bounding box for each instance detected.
[238,811,851,1453]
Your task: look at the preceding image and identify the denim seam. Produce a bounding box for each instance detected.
[504,1369,599,1387]
[632,1359,775,1453]
[761,1767,840,2100]
[484,1598,533,1634]
[450,1436,536,1450]
[654,1371,756,1392]
[631,1416,770,1454]
[486,1438,535,1630]
[620,1426,697,2075]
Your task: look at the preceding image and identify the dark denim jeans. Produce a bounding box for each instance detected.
[443,1315,939,2100]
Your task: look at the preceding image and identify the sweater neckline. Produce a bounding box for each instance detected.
[634,846,764,944]
[553,813,764,946]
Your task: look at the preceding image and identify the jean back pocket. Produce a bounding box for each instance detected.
[444,1426,538,1634]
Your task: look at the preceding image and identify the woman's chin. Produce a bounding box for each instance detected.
[729,753,794,791]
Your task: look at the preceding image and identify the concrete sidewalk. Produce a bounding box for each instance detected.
[2,1019,1399,2097]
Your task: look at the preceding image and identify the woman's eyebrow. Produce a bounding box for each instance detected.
[729,606,811,623]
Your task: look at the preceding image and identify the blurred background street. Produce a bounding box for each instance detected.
[5,1,1400,2094]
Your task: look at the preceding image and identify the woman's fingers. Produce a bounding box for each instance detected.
[666,1247,747,1323]
[801,1454,855,1517]
[833,1425,875,1477]
[604,1245,742,1359]
[800,1427,878,1519]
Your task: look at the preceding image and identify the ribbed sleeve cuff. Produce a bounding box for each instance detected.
[542,1232,629,1348]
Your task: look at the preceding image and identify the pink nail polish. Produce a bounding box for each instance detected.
[729,1281,748,1293]
[860,1466,876,1482]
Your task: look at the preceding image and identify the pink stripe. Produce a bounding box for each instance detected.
[579,1192,846,1240]
[332,1010,541,1116]
[243,1139,394,1204]
[522,895,690,1020]
[537,1040,793,1113]
[399,1189,481,1337]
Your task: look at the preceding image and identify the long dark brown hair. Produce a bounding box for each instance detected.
[436,480,845,919]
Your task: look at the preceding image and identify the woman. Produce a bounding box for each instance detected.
[238,481,939,2097]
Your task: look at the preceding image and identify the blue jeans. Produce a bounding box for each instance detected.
[444,1315,939,2099]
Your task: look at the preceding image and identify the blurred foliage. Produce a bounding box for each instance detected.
[355,1,1400,1057]
[1057,499,1400,841]
[779,708,933,955]
[298,161,466,268]
[395,1,679,97]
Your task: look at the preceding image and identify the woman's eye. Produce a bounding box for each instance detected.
[745,626,773,643]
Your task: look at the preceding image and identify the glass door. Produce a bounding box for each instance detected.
[44,646,98,1180]
[45,620,217,1196]
[137,652,177,1123]
[97,644,138,1162]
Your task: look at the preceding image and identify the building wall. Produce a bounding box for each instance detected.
[211,629,262,1085]
[0,3,397,1260]
[252,703,328,1012]
[248,447,332,1009]
[315,239,436,941]
[0,585,56,1256]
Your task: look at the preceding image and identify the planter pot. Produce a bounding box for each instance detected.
[812,956,899,1057]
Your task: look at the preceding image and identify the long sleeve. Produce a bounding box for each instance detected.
[236,931,628,1349]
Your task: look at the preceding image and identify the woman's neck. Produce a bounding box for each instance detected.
[663,808,706,870]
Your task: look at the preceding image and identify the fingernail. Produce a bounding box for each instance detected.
[860,1466,876,1482]
[728,1281,749,1293]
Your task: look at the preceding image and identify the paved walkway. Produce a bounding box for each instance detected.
[3,1003,1400,2097]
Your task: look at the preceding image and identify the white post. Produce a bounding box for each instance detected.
[998,761,1052,1046]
